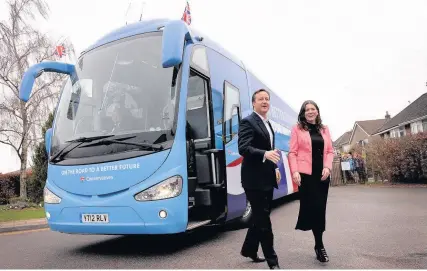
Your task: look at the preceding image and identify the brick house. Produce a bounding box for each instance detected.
[348,118,388,147]
[333,117,388,155]
[333,131,352,154]
[374,92,427,138]
[0,168,33,179]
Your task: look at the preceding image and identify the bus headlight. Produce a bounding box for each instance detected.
[44,187,61,204]
[134,176,183,201]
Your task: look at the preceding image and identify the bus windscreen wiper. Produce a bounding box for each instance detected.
[50,135,115,162]
[82,139,164,151]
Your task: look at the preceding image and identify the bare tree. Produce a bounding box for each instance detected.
[0,0,75,199]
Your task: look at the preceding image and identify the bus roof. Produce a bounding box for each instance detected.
[82,19,297,119]
[83,19,244,68]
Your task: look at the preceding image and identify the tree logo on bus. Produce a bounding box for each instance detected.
[80,176,85,182]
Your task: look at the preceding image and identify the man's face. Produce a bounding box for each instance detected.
[252,91,270,115]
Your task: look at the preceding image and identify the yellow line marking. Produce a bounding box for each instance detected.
[0,228,49,236]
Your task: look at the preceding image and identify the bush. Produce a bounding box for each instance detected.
[27,141,47,203]
[0,176,20,204]
[366,132,427,183]
[28,112,53,203]
[7,196,36,209]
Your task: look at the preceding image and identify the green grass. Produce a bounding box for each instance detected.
[0,207,45,222]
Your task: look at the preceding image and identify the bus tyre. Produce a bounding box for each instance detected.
[240,200,252,225]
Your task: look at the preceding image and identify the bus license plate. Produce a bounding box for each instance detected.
[81,214,109,223]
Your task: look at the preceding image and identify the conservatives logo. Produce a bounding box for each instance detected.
[80,176,114,182]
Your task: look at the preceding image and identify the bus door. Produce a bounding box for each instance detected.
[205,48,251,222]
[184,45,227,228]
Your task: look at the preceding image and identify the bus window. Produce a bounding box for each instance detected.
[186,70,209,140]
[223,81,240,143]
[191,46,209,76]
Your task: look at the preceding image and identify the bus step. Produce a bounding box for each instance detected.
[189,197,195,209]
[186,219,211,230]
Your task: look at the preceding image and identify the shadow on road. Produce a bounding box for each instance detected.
[73,193,299,257]
[221,192,299,232]
[74,226,222,256]
[272,192,299,209]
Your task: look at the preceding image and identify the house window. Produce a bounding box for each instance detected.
[343,144,350,152]
[390,127,404,138]
[411,121,423,134]
[399,126,405,137]
[422,119,427,133]
[411,122,417,134]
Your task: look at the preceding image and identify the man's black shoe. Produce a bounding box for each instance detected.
[240,252,266,262]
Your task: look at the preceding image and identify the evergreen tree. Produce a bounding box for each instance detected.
[28,112,54,203]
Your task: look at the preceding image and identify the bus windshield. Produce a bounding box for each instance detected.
[51,32,178,162]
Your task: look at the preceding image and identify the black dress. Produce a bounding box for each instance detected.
[295,123,330,232]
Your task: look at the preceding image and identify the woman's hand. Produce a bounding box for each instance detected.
[321,167,331,181]
[292,172,301,186]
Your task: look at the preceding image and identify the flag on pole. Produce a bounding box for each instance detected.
[181,1,191,25]
[55,45,66,58]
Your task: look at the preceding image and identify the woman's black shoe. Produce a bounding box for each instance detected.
[314,247,329,262]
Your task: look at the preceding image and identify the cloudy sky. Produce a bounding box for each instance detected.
[1,0,427,172]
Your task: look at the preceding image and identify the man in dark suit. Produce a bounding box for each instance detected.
[238,88,281,269]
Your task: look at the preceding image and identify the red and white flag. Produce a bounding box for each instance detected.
[181,1,191,25]
[55,45,66,58]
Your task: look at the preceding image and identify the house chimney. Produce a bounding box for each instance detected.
[385,111,391,120]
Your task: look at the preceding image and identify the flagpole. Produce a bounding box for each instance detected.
[125,1,131,25]
[139,1,146,21]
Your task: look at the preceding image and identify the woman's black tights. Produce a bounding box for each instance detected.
[313,229,324,248]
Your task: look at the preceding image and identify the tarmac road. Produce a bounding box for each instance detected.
[1,185,426,269]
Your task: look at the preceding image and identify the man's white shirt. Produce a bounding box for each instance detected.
[253,111,273,163]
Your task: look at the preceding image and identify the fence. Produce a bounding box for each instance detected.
[331,156,344,186]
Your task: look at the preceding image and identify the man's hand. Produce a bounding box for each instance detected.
[276,168,281,185]
[265,149,280,164]
[321,167,331,181]
[292,172,301,186]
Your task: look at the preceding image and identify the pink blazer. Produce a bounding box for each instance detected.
[288,124,334,176]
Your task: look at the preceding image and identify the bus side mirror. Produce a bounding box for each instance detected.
[45,128,52,155]
[162,20,194,68]
[19,61,75,102]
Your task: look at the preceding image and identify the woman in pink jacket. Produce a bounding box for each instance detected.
[288,100,334,263]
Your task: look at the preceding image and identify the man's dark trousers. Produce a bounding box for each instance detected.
[241,188,278,267]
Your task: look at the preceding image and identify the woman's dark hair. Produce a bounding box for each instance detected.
[297,100,324,131]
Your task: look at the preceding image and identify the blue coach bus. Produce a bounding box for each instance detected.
[18,19,298,235]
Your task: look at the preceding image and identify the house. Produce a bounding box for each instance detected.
[0,168,33,201]
[333,131,352,154]
[333,117,388,155]
[374,92,427,138]
[348,118,388,146]
[0,168,33,179]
